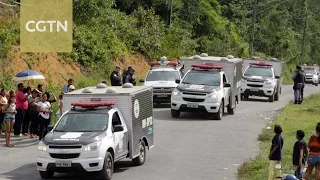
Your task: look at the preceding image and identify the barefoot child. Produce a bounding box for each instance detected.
[4,96,17,147]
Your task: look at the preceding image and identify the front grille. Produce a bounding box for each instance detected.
[49,145,82,149]
[153,88,174,93]
[247,79,264,83]
[247,84,263,88]
[183,98,205,102]
[50,153,80,159]
[182,92,206,96]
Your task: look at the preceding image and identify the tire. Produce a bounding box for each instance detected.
[132,140,146,166]
[39,171,54,179]
[268,93,275,102]
[227,98,236,115]
[99,152,113,180]
[274,91,279,101]
[213,101,223,120]
[316,83,319,86]
[244,95,249,99]
[171,109,180,118]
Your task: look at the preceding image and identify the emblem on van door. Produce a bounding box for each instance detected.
[134,99,140,119]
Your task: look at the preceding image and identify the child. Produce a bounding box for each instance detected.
[3,96,17,147]
[268,124,284,180]
[293,130,308,180]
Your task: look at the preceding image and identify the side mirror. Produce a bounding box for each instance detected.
[139,79,145,83]
[275,76,280,79]
[47,125,54,132]
[114,125,124,132]
[175,79,181,84]
[224,83,231,88]
[317,73,319,75]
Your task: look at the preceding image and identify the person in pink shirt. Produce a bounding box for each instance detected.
[13,83,30,136]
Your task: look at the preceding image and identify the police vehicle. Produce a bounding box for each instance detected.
[171,54,242,120]
[36,83,154,180]
[140,56,183,104]
[301,65,319,86]
[241,58,283,102]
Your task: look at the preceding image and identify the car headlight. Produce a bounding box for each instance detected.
[266,80,275,85]
[84,141,102,151]
[313,75,318,79]
[38,141,47,151]
[172,89,181,96]
[208,91,218,98]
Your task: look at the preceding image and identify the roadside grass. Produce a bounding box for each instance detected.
[238,93,320,180]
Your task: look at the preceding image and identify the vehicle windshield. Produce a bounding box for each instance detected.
[304,69,316,74]
[244,67,273,78]
[54,113,109,132]
[182,71,221,86]
[146,71,180,81]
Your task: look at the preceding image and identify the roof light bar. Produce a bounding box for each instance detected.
[249,62,272,67]
[71,101,115,108]
[192,64,223,70]
[149,61,179,67]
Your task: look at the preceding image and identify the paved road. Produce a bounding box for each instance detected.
[0,85,319,180]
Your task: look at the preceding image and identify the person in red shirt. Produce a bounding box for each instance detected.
[304,124,320,180]
[13,83,30,136]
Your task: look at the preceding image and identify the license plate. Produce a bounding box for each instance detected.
[187,103,198,108]
[157,94,168,97]
[251,88,259,92]
[55,161,71,167]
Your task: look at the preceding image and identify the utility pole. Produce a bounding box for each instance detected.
[166,0,173,27]
[299,4,308,65]
[249,0,258,57]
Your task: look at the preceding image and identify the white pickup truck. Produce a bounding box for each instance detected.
[171,54,242,120]
[241,58,283,102]
[140,57,183,104]
[302,65,319,86]
[36,83,154,180]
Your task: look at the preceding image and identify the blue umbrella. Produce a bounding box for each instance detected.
[12,70,45,82]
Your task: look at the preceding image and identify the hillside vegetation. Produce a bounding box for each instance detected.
[1,0,320,86]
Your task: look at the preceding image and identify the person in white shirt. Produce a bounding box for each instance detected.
[37,94,52,141]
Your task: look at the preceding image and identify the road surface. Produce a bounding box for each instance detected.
[0,85,319,180]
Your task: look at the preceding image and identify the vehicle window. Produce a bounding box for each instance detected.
[304,69,316,74]
[244,67,273,78]
[182,71,221,86]
[54,113,108,132]
[146,71,180,81]
[112,112,122,127]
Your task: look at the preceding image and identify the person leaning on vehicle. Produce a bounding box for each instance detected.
[125,67,136,86]
[122,66,132,85]
[292,65,304,104]
[110,66,122,86]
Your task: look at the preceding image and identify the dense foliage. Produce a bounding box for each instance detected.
[1,0,320,77]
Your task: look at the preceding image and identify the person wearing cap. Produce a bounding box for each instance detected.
[68,85,75,92]
[110,66,122,86]
[122,66,132,85]
[292,65,304,104]
[125,67,136,86]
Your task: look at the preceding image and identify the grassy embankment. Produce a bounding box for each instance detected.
[238,94,320,180]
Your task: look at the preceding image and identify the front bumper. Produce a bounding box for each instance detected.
[171,99,220,113]
[37,149,104,173]
[153,93,171,103]
[305,78,318,84]
[241,85,275,97]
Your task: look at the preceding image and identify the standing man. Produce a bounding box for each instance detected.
[300,69,306,103]
[14,83,29,136]
[292,65,304,104]
[63,79,74,93]
[122,66,132,85]
[110,66,122,86]
[125,68,136,86]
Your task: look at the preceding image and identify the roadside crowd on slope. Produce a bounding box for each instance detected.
[268,123,320,180]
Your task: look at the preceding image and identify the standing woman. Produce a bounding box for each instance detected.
[37,94,52,140]
[304,124,320,180]
[28,89,40,138]
[0,89,8,136]
[3,96,17,147]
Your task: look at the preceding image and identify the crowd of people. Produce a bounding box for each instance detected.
[268,123,320,180]
[0,79,76,147]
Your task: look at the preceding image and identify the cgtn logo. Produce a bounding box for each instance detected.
[25,20,68,32]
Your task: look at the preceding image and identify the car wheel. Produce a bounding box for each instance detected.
[213,101,223,120]
[132,140,146,166]
[99,152,113,180]
[171,109,180,118]
[39,171,54,179]
[274,91,279,101]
